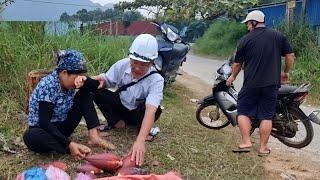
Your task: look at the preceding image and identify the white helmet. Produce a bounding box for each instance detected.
[242,10,265,23]
[129,34,158,62]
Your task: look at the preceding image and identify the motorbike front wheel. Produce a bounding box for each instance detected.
[275,108,314,148]
[196,103,230,129]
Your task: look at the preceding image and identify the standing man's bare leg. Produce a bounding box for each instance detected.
[237,115,253,148]
[259,120,272,153]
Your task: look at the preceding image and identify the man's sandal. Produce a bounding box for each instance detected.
[232,146,252,153]
[258,149,271,157]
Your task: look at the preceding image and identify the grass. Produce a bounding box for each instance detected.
[0,21,133,110]
[194,20,247,58]
[0,84,265,179]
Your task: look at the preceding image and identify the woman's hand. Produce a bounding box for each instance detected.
[74,76,87,88]
[92,75,106,89]
[69,142,91,160]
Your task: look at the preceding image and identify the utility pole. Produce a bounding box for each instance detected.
[287,0,296,28]
[302,0,307,23]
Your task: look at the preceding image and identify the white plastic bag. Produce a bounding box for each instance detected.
[45,165,70,180]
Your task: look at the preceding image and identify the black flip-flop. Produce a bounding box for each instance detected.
[232,147,251,153]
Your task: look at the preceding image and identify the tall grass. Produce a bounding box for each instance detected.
[0,21,132,110]
[276,22,320,105]
[194,20,247,58]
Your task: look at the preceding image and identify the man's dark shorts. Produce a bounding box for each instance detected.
[237,85,278,121]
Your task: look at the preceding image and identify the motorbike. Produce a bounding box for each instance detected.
[152,22,191,85]
[196,59,320,148]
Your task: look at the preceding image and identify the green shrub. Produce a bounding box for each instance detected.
[276,21,320,105]
[194,20,247,57]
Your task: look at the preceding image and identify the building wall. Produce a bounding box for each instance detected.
[249,0,320,27]
[95,21,159,36]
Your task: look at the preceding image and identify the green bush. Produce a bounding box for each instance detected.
[276,21,318,57]
[194,20,247,57]
[0,22,132,109]
[276,22,320,105]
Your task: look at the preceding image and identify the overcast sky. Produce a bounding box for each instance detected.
[90,0,131,5]
[91,0,155,18]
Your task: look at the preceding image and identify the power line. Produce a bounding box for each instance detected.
[20,0,106,8]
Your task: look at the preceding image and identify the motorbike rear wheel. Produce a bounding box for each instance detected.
[196,103,230,129]
[275,108,314,148]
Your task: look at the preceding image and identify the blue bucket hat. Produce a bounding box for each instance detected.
[56,49,87,73]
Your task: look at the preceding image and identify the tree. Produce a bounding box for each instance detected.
[104,8,123,20]
[90,8,104,22]
[115,0,172,19]
[60,12,70,22]
[122,10,143,22]
[76,9,90,22]
[122,10,143,28]
[258,0,283,4]
[0,0,14,14]
[115,0,259,21]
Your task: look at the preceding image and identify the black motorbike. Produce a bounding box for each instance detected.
[152,22,190,85]
[196,60,320,148]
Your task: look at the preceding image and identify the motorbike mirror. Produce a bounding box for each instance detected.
[150,21,160,27]
[167,27,179,42]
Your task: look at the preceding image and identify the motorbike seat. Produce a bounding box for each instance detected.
[172,43,189,57]
[278,85,298,94]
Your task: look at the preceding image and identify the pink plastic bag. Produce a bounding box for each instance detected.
[45,165,70,180]
[75,172,96,180]
[15,173,24,180]
[94,171,183,180]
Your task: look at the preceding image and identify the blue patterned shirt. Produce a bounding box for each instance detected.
[28,70,75,126]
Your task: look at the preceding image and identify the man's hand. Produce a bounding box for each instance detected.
[92,75,106,89]
[74,76,87,88]
[130,140,146,166]
[226,75,236,86]
[281,72,290,84]
[69,142,91,160]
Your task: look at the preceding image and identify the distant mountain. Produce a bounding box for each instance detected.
[1,0,114,21]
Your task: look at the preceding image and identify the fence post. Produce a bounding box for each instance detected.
[302,0,307,23]
[286,0,296,28]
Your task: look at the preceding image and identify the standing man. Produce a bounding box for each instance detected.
[226,10,295,155]
[75,34,164,166]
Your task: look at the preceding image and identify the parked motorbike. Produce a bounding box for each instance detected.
[152,22,191,85]
[196,59,320,148]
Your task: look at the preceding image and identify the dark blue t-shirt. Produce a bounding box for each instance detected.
[235,27,293,88]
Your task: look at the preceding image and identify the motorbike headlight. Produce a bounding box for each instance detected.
[160,26,166,34]
[167,27,179,42]
[221,63,232,75]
